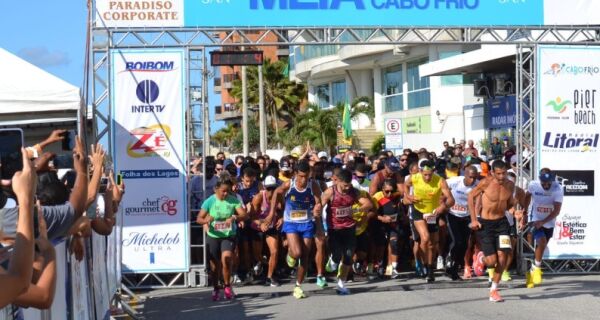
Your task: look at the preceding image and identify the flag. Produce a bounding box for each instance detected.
[342,101,352,145]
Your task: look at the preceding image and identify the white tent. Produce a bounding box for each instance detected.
[0,47,81,126]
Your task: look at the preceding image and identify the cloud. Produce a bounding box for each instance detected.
[18,46,70,68]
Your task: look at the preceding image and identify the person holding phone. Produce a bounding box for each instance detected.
[0,148,37,308]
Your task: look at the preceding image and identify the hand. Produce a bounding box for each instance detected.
[34,152,55,173]
[73,136,86,173]
[275,218,283,230]
[35,202,53,253]
[69,236,85,262]
[109,171,124,202]
[89,143,105,172]
[469,220,482,231]
[45,129,67,145]
[236,220,245,229]
[380,215,392,224]
[12,147,37,202]
[514,209,525,220]
[533,221,544,229]
[260,221,270,233]
[403,195,417,204]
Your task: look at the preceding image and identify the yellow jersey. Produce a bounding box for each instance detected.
[411,173,443,214]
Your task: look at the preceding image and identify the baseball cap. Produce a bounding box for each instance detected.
[264,175,277,188]
[332,157,343,165]
[503,136,509,141]
[539,171,555,183]
[280,160,291,171]
[386,157,401,171]
[472,164,483,174]
[318,151,328,160]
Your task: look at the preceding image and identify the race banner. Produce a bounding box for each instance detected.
[536,45,600,259]
[111,49,189,273]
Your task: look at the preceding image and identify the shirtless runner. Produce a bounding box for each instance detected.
[468,160,523,302]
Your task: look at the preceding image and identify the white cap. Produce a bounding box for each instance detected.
[264,175,277,188]
[472,164,482,173]
[318,151,328,159]
[480,155,488,162]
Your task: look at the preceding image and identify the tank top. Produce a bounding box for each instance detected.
[411,172,443,214]
[283,178,315,224]
[251,190,275,231]
[447,176,478,218]
[238,180,260,205]
[327,186,358,230]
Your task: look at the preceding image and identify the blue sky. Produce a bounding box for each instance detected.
[0,1,223,133]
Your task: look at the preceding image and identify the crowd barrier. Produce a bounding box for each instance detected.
[1,229,120,320]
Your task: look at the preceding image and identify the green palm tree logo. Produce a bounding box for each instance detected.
[545,97,571,113]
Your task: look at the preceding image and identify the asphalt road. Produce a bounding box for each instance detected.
[139,273,600,320]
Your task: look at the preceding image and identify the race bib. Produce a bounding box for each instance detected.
[498,235,512,249]
[290,209,308,221]
[335,206,352,219]
[536,206,553,215]
[424,214,437,225]
[388,214,398,223]
[213,221,232,232]
[451,204,468,214]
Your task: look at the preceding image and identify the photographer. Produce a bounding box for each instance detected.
[0,149,36,308]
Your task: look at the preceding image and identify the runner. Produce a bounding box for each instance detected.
[524,168,563,288]
[321,169,373,294]
[270,160,322,299]
[403,160,455,283]
[445,165,479,280]
[352,163,371,192]
[501,171,527,283]
[249,175,281,287]
[197,174,248,301]
[369,157,404,198]
[467,160,522,302]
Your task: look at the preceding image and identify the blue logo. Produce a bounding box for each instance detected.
[125,61,174,72]
[136,80,160,104]
[542,132,599,152]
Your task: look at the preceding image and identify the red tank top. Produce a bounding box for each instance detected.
[327,187,358,230]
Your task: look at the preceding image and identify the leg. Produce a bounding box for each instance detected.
[299,237,314,284]
[315,233,326,276]
[222,250,234,286]
[413,220,432,265]
[266,234,279,279]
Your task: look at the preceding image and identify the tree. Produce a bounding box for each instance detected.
[230,58,307,142]
[282,104,339,154]
[335,96,375,125]
[212,123,239,151]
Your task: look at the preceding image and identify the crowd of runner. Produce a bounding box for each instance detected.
[192,139,564,303]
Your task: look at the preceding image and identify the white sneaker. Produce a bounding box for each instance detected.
[436,256,444,270]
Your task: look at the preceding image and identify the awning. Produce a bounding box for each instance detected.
[420,45,521,77]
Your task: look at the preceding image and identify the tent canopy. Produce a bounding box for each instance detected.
[0,48,81,121]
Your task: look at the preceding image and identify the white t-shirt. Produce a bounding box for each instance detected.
[447,176,478,218]
[528,181,564,229]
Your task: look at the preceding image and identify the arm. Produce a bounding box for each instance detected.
[311,181,323,218]
[369,173,380,196]
[269,181,290,223]
[196,208,213,225]
[320,187,333,208]
[356,194,373,213]
[402,177,415,205]
[394,172,405,198]
[468,179,488,229]
[234,205,248,222]
[86,144,105,209]
[436,179,455,215]
[25,130,66,159]
[70,136,89,219]
[0,150,36,308]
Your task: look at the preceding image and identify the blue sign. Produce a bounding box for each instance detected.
[185,0,544,27]
[487,96,517,129]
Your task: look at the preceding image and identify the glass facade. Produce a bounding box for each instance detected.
[316,84,330,109]
[383,59,431,113]
[383,65,403,112]
[407,59,430,109]
[331,80,347,106]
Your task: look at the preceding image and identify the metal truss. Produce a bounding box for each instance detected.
[94,26,600,47]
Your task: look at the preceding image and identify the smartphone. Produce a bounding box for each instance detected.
[61,130,77,151]
[99,176,109,193]
[0,129,24,180]
[53,154,74,169]
[116,173,123,186]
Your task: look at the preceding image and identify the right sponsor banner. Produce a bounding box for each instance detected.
[537,45,600,259]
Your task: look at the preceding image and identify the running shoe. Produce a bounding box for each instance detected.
[489,289,504,303]
[212,288,220,301]
[446,266,461,281]
[293,286,306,299]
[532,266,543,285]
[415,261,424,278]
[233,274,243,286]
[224,286,235,300]
[316,276,328,288]
[253,262,264,277]
[326,256,338,273]
[463,266,473,279]
[525,270,535,289]
[266,277,281,287]
[244,271,254,285]
[473,251,485,277]
[501,271,512,282]
[392,269,401,279]
[336,286,351,295]
[426,267,435,283]
[286,254,297,268]
[352,262,363,275]
[436,256,444,270]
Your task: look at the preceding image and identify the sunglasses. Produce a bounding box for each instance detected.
[355,175,366,180]
[215,167,223,171]
[236,162,243,165]
[383,189,394,194]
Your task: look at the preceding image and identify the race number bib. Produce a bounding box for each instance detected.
[290,209,308,221]
[213,221,232,232]
[335,206,352,219]
[451,204,468,215]
[536,206,553,215]
[498,235,512,249]
[424,214,437,225]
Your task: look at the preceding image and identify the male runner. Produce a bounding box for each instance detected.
[524,168,563,288]
[369,157,404,198]
[404,160,455,283]
[468,160,522,302]
[269,160,322,299]
[321,169,373,294]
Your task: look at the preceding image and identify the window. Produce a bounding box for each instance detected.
[383,65,403,112]
[316,84,330,109]
[331,80,346,107]
[407,59,430,109]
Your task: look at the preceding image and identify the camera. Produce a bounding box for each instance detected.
[99,177,109,194]
[61,130,77,151]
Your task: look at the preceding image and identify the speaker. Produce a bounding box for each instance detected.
[473,79,489,97]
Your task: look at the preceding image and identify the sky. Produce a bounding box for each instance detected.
[0,1,223,133]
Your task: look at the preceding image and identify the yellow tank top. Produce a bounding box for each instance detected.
[411,173,442,214]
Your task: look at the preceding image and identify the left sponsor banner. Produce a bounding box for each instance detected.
[96,0,184,28]
[111,49,188,273]
[537,45,600,259]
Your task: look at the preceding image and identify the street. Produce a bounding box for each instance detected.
[140,273,600,320]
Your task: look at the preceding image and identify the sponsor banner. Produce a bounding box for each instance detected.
[537,45,600,259]
[111,48,188,272]
[96,1,600,28]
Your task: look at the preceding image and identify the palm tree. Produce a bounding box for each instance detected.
[230,58,307,142]
[283,104,339,154]
[334,96,375,126]
[212,123,239,151]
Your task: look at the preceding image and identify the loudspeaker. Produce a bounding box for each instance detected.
[473,79,489,97]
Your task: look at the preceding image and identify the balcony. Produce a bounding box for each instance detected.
[215,103,242,121]
[213,77,221,93]
[222,73,238,90]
